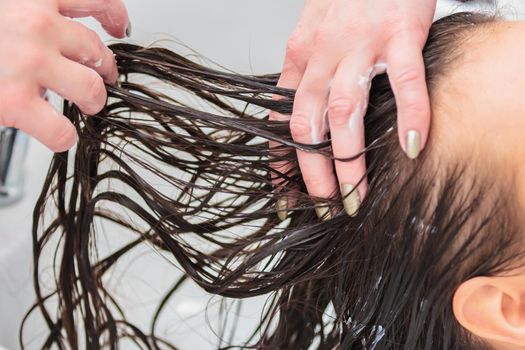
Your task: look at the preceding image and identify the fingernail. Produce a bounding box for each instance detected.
[125,20,133,37]
[341,184,360,217]
[315,205,332,221]
[276,197,288,221]
[405,130,421,159]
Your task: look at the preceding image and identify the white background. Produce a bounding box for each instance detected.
[0,1,524,349]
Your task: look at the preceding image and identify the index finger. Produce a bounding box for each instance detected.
[269,63,304,221]
[58,0,130,38]
[387,35,431,159]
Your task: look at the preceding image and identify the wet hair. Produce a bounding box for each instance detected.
[23,12,525,350]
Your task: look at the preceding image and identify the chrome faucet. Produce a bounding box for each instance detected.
[0,127,29,206]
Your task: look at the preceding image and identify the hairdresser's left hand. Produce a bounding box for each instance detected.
[0,0,129,153]
[270,0,436,218]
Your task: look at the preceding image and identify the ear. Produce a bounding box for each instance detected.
[453,276,525,346]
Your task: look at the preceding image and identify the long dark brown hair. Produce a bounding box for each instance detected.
[23,13,524,349]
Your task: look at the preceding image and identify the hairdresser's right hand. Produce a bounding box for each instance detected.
[271,0,436,220]
[0,0,129,152]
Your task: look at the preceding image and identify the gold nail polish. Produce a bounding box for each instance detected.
[341,184,360,217]
[276,198,288,221]
[405,130,421,159]
[315,205,332,221]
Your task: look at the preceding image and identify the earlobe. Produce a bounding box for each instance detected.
[453,276,525,347]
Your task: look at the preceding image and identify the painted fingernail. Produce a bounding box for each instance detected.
[276,197,288,221]
[315,205,332,221]
[341,184,360,217]
[125,20,133,37]
[405,130,421,159]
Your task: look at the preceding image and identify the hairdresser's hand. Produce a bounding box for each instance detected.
[0,0,129,152]
[271,0,436,219]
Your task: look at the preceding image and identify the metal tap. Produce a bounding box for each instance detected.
[0,127,29,206]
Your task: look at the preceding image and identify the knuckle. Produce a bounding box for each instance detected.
[269,110,289,122]
[313,25,332,47]
[289,113,312,140]
[328,98,354,127]
[385,19,428,44]
[86,31,104,59]
[392,68,421,89]
[303,175,325,190]
[400,99,427,116]
[270,159,289,170]
[269,142,293,161]
[82,75,106,113]
[22,47,46,70]
[383,15,406,32]
[88,75,105,99]
[285,33,308,64]
[270,161,292,179]
[51,123,77,152]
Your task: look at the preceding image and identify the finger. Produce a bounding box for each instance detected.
[39,55,107,115]
[12,97,77,152]
[57,18,118,84]
[270,0,333,124]
[328,56,384,216]
[387,35,431,160]
[290,56,338,219]
[270,0,332,221]
[58,0,129,38]
[269,64,303,186]
[269,65,303,221]
[269,3,321,180]
[270,27,310,220]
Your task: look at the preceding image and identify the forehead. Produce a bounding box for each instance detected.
[454,21,525,213]
[427,21,525,214]
[433,21,525,155]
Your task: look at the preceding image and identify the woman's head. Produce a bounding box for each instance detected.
[27,13,525,350]
[428,19,525,348]
[354,16,525,349]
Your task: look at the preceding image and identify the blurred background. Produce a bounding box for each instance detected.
[0,1,524,349]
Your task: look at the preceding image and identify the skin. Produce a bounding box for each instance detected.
[429,21,525,348]
[432,20,525,185]
[270,0,437,214]
[0,0,129,152]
